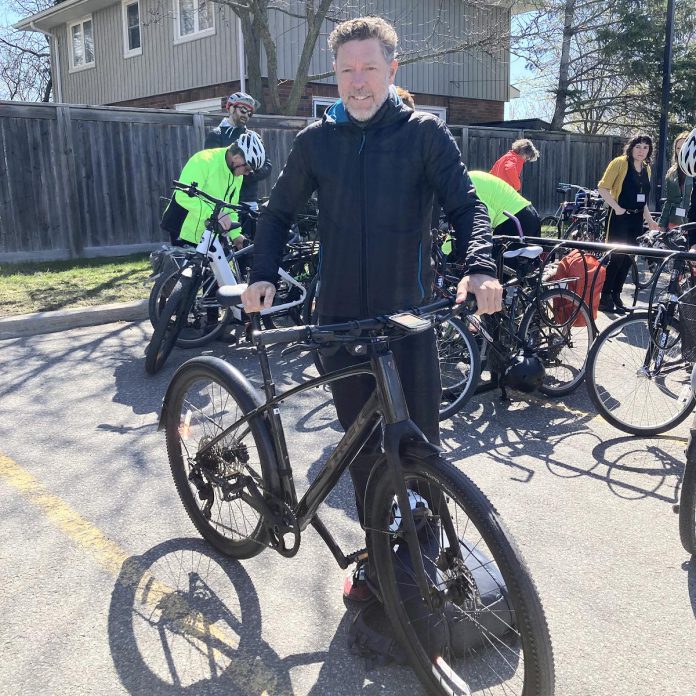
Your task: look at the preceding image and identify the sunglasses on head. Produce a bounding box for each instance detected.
[235,106,253,116]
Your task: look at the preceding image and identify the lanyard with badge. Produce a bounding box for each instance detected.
[635,167,646,204]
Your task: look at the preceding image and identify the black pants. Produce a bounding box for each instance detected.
[603,210,643,297]
[319,325,441,526]
[493,205,541,238]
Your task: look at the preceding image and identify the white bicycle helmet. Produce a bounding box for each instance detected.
[678,127,696,177]
[235,131,266,171]
[226,91,259,113]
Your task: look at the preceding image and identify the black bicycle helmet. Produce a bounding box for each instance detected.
[504,351,545,393]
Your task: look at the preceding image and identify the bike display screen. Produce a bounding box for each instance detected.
[387,313,431,332]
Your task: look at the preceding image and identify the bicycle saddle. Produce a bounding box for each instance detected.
[502,245,544,260]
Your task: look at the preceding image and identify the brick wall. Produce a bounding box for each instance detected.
[111,80,504,125]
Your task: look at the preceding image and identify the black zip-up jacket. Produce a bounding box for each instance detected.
[204,121,272,202]
[250,93,495,319]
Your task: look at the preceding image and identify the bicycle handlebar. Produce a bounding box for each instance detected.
[252,296,477,348]
[172,180,259,217]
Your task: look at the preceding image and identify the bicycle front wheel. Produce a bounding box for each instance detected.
[368,454,555,696]
[164,356,279,559]
[145,276,194,375]
[519,288,594,397]
[148,267,181,329]
[437,317,481,420]
[586,311,695,435]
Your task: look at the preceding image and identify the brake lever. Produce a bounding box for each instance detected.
[280,342,315,357]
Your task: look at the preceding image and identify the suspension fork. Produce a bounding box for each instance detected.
[644,303,675,372]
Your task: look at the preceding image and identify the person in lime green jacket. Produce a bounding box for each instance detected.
[469,170,541,237]
[160,132,266,247]
[439,171,540,255]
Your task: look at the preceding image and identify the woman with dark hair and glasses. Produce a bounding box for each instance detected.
[597,133,659,313]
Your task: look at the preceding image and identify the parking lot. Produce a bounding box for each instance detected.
[1,317,695,695]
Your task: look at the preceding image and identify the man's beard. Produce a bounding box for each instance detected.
[345,91,389,122]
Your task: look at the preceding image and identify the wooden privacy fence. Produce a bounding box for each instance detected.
[0,100,619,262]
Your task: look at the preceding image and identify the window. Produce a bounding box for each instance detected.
[312,97,336,119]
[69,16,95,71]
[122,0,141,57]
[174,98,221,113]
[174,0,215,43]
[417,105,447,122]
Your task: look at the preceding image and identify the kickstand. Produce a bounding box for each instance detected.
[499,382,511,403]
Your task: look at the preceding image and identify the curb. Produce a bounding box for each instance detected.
[0,300,149,340]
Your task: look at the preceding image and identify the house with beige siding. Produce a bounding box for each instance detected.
[16,0,521,124]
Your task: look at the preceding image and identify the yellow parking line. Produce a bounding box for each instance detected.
[0,452,277,695]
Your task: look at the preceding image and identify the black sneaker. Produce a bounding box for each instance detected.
[598,297,615,312]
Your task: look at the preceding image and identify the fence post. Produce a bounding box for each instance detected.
[563,134,571,184]
[193,113,206,149]
[460,126,469,165]
[55,105,83,257]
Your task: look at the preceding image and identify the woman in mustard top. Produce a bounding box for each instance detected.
[597,133,659,313]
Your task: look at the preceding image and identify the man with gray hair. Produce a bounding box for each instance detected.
[243,13,502,602]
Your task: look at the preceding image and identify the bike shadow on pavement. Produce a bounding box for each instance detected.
[440,389,596,484]
[591,434,685,504]
[108,537,408,695]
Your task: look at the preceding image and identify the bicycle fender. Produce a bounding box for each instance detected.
[157,356,282,494]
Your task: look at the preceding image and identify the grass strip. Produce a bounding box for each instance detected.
[0,254,152,317]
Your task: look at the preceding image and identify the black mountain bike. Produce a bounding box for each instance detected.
[160,290,555,695]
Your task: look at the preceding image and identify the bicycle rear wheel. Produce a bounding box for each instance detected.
[519,288,594,397]
[145,276,194,375]
[585,311,695,435]
[368,454,555,695]
[437,317,481,420]
[164,356,279,559]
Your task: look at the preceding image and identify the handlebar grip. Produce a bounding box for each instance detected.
[253,325,310,346]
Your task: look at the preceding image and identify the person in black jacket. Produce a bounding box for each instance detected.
[205,91,272,236]
[242,17,502,600]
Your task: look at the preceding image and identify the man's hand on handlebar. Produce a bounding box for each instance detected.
[456,274,503,315]
[242,281,276,313]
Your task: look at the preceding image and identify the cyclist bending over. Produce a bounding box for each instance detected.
[161,132,266,249]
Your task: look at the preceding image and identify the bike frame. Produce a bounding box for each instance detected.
[163,315,447,607]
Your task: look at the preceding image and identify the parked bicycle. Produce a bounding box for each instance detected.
[433,222,594,420]
[160,289,555,694]
[540,183,604,241]
[585,223,696,435]
[144,182,309,374]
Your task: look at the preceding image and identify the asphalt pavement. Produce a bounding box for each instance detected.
[1,312,695,695]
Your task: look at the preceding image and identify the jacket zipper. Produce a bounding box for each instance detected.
[359,130,368,317]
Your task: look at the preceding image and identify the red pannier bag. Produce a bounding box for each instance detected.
[551,250,606,327]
